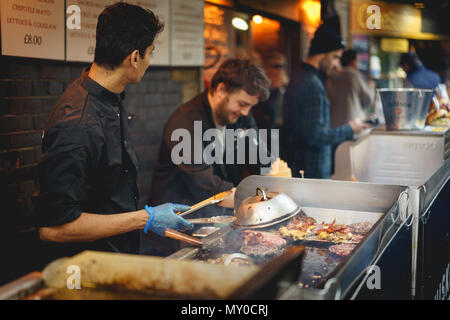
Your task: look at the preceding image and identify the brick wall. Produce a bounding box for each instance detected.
[0,56,200,284]
[126,67,201,209]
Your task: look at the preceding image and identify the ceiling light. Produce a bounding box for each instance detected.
[252,15,263,24]
[232,17,248,31]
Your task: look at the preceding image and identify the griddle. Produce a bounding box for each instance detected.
[184,210,373,290]
[169,175,407,299]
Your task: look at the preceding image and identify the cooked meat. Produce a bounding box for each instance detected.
[328,243,356,256]
[349,222,373,234]
[279,227,307,240]
[281,216,317,240]
[241,230,286,247]
[348,234,365,244]
[281,217,356,243]
[286,216,317,231]
[240,230,286,257]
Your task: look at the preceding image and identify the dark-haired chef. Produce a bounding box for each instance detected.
[34,3,192,260]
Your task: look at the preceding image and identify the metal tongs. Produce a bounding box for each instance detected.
[163,229,203,247]
[163,190,234,246]
[163,228,221,249]
[176,190,234,217]
[187,216,236,224]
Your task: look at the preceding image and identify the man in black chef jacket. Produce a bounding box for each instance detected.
[34,3,193,261]
[143,59,271,255]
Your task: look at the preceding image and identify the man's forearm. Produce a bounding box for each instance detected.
[310,123,353,146]
[39,210,149,243]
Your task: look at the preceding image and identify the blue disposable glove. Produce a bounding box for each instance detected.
[143,203,193,236]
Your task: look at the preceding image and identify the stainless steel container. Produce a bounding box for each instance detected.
[378,88,434,130]
[234,187,300,228]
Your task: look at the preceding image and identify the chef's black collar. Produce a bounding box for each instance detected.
[80,67,126,104]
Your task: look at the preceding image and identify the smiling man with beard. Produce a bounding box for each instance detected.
[144,59,270,255]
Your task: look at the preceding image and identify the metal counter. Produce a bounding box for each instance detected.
[169,176,407,300]
[333,127,450,299]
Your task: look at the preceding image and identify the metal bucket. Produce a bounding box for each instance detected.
[378,88,434,130]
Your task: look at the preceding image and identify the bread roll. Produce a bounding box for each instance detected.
[427,108,448,125]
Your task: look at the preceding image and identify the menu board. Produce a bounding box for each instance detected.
[1,0,205,66]
[1,0,65,60]
[170,0,204,66]
[126,0,170,66]
[65,0,115,62]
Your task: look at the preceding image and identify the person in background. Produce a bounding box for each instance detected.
[327,49,375,128]
[251,52,289,130]
[400,52,441,89]
[34,3,193,261]
[282,24,370,179]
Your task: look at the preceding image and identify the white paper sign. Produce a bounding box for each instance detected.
[65,0,115,62]
[126,0,170,66]
[1,0,65,60]
[170,0,204,66]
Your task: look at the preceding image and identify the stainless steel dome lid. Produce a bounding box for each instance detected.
[233,187,300,229]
